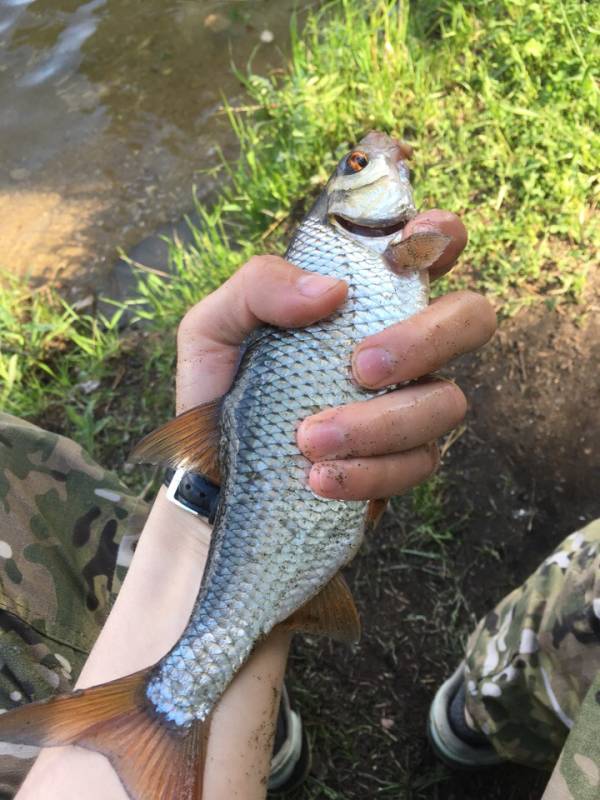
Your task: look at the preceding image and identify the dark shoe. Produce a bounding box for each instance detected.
[427,662,504,769]
[269,685,311,794]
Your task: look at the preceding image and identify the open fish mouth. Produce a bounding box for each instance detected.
[333,214,410,238]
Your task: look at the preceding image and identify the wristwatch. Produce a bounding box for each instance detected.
[163,467,220,523]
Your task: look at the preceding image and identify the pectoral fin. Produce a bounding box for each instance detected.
[130,399,222,484]
[365,498,389,534]
[385,231,451,273]
[283,572,360,643]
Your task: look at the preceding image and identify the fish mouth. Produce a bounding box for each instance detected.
[333,214,409,238]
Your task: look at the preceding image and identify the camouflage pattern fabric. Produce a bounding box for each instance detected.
[465,519,600,779]
[542,669,600,799]
[0,413,148,798]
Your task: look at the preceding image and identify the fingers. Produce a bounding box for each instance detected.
[309,445,439,501]
[176,256,347,412]
[176,209,469,412]
[352,290,496,389]
[299,379,464,500]
[297,379,466,461]
[402,209,468,280]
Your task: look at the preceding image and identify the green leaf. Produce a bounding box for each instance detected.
[523,37,544,58]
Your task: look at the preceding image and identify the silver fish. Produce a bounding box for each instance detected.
[0,131,449,799]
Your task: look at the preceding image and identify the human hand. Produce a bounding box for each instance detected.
[177,209,496,501]
[296,209,496,500]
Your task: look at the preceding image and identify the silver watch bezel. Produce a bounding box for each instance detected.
[165,467,202,517]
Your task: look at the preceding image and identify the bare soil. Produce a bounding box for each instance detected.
[282,282,600,799]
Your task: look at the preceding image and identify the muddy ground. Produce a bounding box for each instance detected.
[281,279,599,799]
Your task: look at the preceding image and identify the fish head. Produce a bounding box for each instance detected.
[323,131,416,254]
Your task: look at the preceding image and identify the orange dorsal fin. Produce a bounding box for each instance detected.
[130,399,222,484]
[283,572,361,643]
[385,231,451,273]
[0,668,209,800]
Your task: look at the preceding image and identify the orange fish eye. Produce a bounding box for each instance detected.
[347,150,369,172]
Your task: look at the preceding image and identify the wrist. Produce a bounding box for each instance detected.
[145,486,212,555]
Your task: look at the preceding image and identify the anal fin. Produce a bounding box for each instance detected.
[130,400,222,485]
[282,572,360,643]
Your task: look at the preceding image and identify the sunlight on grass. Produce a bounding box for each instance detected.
[117,0,599,336]
[0,278,122,418]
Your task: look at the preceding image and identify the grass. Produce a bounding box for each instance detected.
[0,278,174,474]
[0,279,121,420]
[1,0,598,461]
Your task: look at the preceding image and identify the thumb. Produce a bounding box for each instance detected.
[176,255,347,412]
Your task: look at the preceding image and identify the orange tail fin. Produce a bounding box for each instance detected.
[0,668,209,800]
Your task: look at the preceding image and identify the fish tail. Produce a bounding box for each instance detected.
[0,667,209,800]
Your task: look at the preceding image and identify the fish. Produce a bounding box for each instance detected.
[0,131,449,799]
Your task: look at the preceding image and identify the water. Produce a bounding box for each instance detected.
[0,0,315,294]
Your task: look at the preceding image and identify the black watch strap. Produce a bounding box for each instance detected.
[163,468,220,523]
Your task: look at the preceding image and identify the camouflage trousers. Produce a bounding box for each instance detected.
[0,413,149,797]
[0,411,599,799]
[465,518,600,798]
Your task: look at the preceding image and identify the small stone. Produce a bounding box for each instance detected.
[260,29,274,43]
[71,294,94,311]
[10,168,30,181]
[204,13,230,33]
[76,379,101,394]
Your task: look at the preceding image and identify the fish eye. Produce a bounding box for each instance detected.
[347,150,369,172]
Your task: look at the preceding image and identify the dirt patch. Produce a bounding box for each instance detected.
[283,281,599,798]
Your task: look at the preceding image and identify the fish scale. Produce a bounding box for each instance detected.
[146,216,428,726]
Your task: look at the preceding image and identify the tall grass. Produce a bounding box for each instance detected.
[1,0,598,459]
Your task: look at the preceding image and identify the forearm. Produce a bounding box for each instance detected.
[17,489,291,800]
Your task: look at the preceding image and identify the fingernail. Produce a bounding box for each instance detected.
[353,347,394,387]
[299,420,345,459]
[297,273,342,298]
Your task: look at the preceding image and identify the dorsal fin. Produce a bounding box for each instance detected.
[282,572,360,643]
[130,399,222,484]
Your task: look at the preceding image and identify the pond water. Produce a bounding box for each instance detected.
[0,0,315,296]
